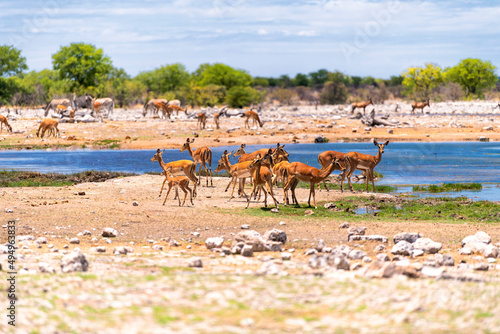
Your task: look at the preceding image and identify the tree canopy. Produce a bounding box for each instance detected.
[194,63,252,90]
[0,45,27,77]
[52,42,113,91]
[446,58,497,98]
[402,63,445,99]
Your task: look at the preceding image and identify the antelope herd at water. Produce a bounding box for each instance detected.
[151,139,389,208]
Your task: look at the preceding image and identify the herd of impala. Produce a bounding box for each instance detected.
[151,139,389,209]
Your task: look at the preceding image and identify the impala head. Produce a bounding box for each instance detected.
[334,157,348,171]
[180,138,194,152]
[262,149,274,166]
[273,143,289,160]
[151,148,165,162]
[249,153,263,169]
[369,97,373,104]
[373,140,389,154]
[233,144,246,157]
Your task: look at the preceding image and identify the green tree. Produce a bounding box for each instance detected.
[293,73,309,87]
[320,81,347,105]
[52,42,113,90]
[402,63,445,99]
[194,63,252,90]
[135,63,189,95]
[252,77,269,87]
[0,45,27,104]
[0,45,27,77]
[225,86,262,108]
[446,58,497,98]
[308,69,329,87]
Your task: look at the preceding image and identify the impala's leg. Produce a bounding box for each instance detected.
[180,185,188,206]
[239,178,248,200]
[266,180,279,207]
[291,178,300,207]
[163,185,172,205]
[225,176,235,192]
[308,183,314,207]
[159,177,168,197]
[198,164,202,185]
[175,186,181,206]
[208,156,213,187]
[229,177,239,201]
[186,184,194,205]
[370,169,376,193]
[246,183,258,209]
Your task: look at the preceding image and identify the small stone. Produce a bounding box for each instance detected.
[462,231,491,246]
[132,201,139,206]
[348,226,366,238]
[106,239,112,244]
[413,238,442,254]
[316,239,326,252]
[241,224,250,230]
[376,253,390,262]
[387,129,393,134]
[473,262,489,271]
[324,202,336,209]
[339,222,350,229]
[96,246,106,253]
[393,232,421,244]
[411,249,424,258]
[263,229,287,244]
[270,208,279,213]
[281,252,292,261]
[38,262,56,274]
[205,237,224,249]
[374,244,386,253]
[327,254,350,271]
[169,239,179,247]
[305,249,318,256]
[279,221,286,226]
[50,248,59,253]
[362,256,372,263]
[435,254,455,266]
[241,245,254,257]
[391,241,414,256]
[36,237,48,244]
[102,228,118,238]
[153,245,164,251]
[83,230,91,236]
[304,209,314,216]
[69,238,80,244]
[348,249,368,260]
[459,248,472,255]
[187,257,203,268]
[61,249,88,273]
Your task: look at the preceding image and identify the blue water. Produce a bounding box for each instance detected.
[0,142,499,199]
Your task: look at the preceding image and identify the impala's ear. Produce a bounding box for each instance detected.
[268,148,273,154]
[276,143,280,148]
[384,141,389,146]
[373,140,378,146]
[228,151,233,156]
[223,150,228,155]
[242,144,246,148]
[161,149,165,154]
[156,149,160,153]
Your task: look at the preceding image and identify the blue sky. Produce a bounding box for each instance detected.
[0,0,499,78]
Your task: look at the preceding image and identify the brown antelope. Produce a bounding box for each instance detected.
[151,149,199,198]
[243,110,264,128]
[0,115,12,132]
[341,140,389,193]
[153,101,171,119]
[272,160,291,188]
[213,106,228,129]
[234,143,288,163]
[168,105,189,117]
[196,113,207,130]
[36,119,59,138]
[351,98,373,114]
[56,104,68,114]
[214,150,252,201]
[44,98,71,116]
[411,99,430,114]
[283,158,345,209]
[180,138,213,187]
[246,151,279,209]
[92,99,103,120]
[143,99,168,117]
[316,150,351,190]
[161,167,194,206]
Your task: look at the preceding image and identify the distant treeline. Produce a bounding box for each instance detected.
[0,43,498,109]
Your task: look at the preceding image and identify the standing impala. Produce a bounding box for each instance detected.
[180,138,213,187]
[411,99,430,114]
[341,140,389,193]
[243,110,264,128]
[161,167,194,207]
[151,149,199,198]
[246,151,279,209]
[317,150,350,190]
[351,98,373,114]
[283,158,345,209]
[214,150,252,201]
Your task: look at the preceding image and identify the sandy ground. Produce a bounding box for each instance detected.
[0,101,500,333]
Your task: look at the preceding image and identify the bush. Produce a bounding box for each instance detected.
[225,86,263,108]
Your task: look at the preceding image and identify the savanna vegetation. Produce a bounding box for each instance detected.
[0,43,498,109]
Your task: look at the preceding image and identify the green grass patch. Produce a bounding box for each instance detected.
[0,170,136,187]
[94,139,120,146]
[152,306,179,324]
[238,196,500,223]
[413,183,482,193]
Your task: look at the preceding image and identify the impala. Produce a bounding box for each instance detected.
[180,138,213,187]
[411,99,430,114]
[151,149,199,198]
[246,151,279,209]
[196,113,207,130]
[168,105,189,117]
[214,150,252,201]
[316,150,350,190]
[152,101,171,119]
[243,110,264,128]
[351,98,373,114]
[234,143,288,163]
[143,99,168,117]
[341,140,389,193]
[161,167,194,206]
[36,119,59,138]
[213,106,228,129]
[0,115,12,132]
[283,158,345,209]
[44,98,71,116]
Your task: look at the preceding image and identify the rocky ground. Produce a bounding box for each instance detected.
[1,175,500,333]
[0,100,499,150]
